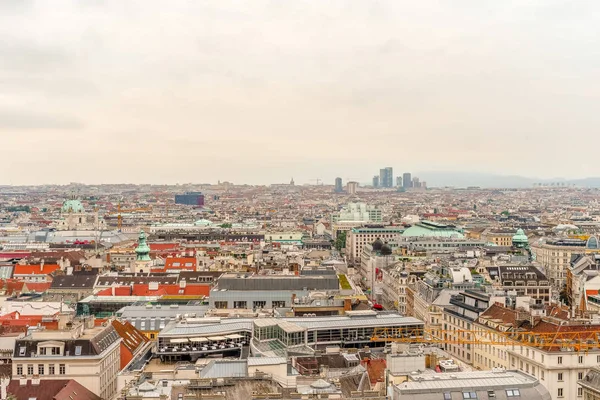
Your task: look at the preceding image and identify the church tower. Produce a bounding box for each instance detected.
[134,230,152,273]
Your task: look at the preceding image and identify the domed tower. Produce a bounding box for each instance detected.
[372,238,383,252]
[381,243,393,256]
[57,194,100,231]
[512,228,534,261]
[512,228,529,249]
[134,230,152,273]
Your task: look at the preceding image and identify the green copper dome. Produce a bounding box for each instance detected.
[61,199,85,213]
[135,230,151,261]
[512,228,529,246]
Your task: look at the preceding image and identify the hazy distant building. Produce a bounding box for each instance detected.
[347,181,358,194]
[334,177,343,193]
[380,167,393,188]
[403,173,412,189]
[175,192,205,207]
[396,176,403,187]
[412,177,420,188]
[332,202,382,223]
[372,176,380,188]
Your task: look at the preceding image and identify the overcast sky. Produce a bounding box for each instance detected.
[1,1,599,185]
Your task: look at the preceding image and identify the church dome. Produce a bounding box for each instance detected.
[381,243,392,256]
[372,238,383,251]
[512,228,529,248]
[61,199,85,213]
[512,228,528,242]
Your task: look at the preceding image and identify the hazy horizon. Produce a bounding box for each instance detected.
[2,1,599,185]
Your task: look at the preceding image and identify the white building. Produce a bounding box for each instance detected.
[332,202,382,223]
[345,226,404,266]
[12,322,121,400]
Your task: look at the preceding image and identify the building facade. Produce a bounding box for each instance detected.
[12,323,121,399]
[345,226,404,266]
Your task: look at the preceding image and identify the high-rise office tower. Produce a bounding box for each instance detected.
[379,169,387,188]
[335,177,343,193]
[403,173,412,189]
[372,176,380,188]
[396,176,403,187]
[379,167,393,188]
[347,181,358,194]
[412,177,420,188]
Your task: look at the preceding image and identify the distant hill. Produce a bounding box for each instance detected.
[416,171,600,188]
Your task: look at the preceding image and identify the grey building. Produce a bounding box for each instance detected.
[208,273,340,310]
[392,370,551,400]
[372,175,380,188]
[379,167,393,188]
[403,172,412,189]
[396,176,403,187]
[334,177,343,193]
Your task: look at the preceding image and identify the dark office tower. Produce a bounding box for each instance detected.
[379,169,386,188]
[335,177,343,193]
[383,167,393,188]
[372,176,380,188]
[175,192,205,207]
[403,173,412,188]
[396,176,403,187]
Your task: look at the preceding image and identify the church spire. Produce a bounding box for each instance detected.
[135,230,151,261]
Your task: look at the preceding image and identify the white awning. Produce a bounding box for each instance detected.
[190,337,208,343]
[225,334,243,339]
[170,338,189,344]
[207,336,226,341]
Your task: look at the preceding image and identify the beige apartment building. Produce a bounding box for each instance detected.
[474,302,600,400]
[481,229,515,246]
[532,237,600,289]
[345,226,404,266]
[13,322,122,400]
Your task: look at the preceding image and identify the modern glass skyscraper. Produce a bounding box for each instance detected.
[403,173,412,188]
[379,167,393,188]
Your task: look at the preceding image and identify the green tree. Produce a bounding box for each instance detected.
[220,223,232,228]
[335,231,347,251]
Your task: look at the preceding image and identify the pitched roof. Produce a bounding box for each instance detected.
[50,275,97,290]
[13,264,60,276]
[478,303,518,326]
[111,319,149,369]
[7,379,101,400]
[164,257,196,269]
[23,282,52,293]
[149,243,180,251]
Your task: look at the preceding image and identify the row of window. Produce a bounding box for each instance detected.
[16,364,65,375]
[442,389,521,399]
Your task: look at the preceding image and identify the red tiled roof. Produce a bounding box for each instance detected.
[478,303,518,326]
[164,257,196,269]
[24,282,52,293]
[131,283,209,297]
[95,286,132,296]
[13,264,60,276]
[361,358,386,385]
[0,251,30,260]
[149,243,180,251]
[111,319,150,369]
[96,283,209,297]
[7,379,101,400]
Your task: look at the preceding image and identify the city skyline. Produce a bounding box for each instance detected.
[1,1,600,185]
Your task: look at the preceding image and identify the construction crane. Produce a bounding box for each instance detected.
[371,326,600,352]
[107,204,152,231]
[309,179,322,185]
